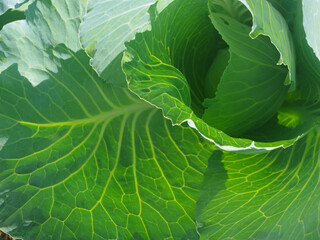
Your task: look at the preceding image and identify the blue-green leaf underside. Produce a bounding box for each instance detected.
[0,0,86,86]
[80,0,160,83]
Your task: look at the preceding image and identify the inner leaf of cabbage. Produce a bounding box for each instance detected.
[122,0,313,150]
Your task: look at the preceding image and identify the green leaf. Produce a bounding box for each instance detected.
[0,48,214,240]
[195,128,320,239]
[239,0,296,88]
[122,0,301,153]
[202,6,289,136]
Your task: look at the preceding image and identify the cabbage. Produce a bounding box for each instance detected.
[1,0,320,239]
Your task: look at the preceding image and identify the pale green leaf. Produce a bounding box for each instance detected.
[0,0,86,85]
[0,0,28,15]
[156,0,174,13]
[80,0,165,84]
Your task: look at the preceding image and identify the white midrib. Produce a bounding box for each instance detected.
[18,102,152,127]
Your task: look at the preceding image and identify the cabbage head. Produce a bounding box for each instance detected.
[1,0,320,239]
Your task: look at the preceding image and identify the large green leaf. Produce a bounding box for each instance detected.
[122,0,301,153]
[0,0,214,239]
[195,128,320,239]
[202,3,289,136]
[0,48,214,240]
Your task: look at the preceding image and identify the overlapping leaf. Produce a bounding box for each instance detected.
[267,0,320,123]
[294,0,320,103]
[239,0,296,88]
